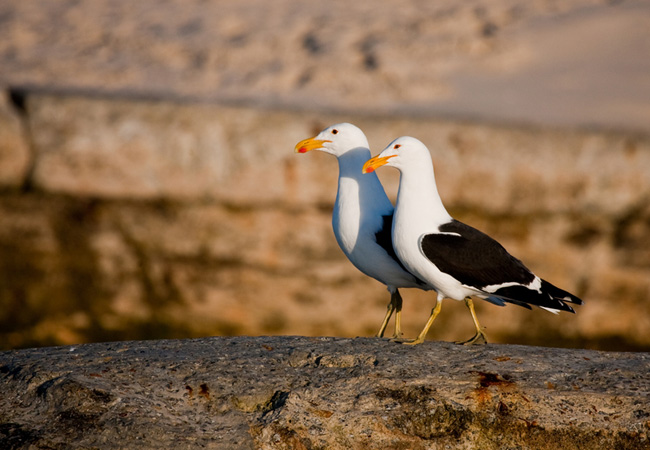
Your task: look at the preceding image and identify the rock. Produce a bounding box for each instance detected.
[1,336,648,449]
[27,94,322,201]
[1,91,650,351]
[1,0,648,133]
[0,0,649,353]
[23,93,650,216]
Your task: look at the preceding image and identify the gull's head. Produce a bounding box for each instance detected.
[362,136,428,173]
[294,123,369,157]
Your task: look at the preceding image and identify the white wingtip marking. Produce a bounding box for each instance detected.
[540,306,560,314]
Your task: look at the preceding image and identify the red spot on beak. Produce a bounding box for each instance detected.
[297,146,308,153]
[364,166,375,173]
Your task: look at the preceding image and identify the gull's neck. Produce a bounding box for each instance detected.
[337,147,373,178]
[336,147,390,210]
[333,147,393,252]
[394,156,451,232]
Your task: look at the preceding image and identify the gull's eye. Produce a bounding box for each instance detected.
[394,144,401,149]
[331,129,338,135]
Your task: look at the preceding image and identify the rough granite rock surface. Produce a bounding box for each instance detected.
[1,336,649,449]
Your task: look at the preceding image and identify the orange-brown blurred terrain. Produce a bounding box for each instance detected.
[1,0,649,350]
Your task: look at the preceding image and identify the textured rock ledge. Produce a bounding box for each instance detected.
[1,336,648,449]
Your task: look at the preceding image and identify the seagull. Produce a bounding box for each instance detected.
[295,124,427,338]
[362,136,583,345]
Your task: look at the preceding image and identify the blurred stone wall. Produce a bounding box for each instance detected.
[1,90,649,350]
[1,0,649,350]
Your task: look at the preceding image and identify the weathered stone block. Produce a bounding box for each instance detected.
[27,95,332,202]
[26,94,650,218]
[353,118,650,217]
[0,337,648,449]
[0,203,631,351]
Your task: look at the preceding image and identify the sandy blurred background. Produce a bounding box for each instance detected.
[1,0,649,351]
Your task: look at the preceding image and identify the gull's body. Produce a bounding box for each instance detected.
[295,124,426,337]
[363,136,583,345]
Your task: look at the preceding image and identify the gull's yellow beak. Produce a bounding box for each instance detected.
[362,154,395,173]
[294,137,331,154]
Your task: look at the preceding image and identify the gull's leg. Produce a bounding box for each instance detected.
[391,289,403,339]
[376,287,400,338]
[376,296,395,338]
[456,297,488,345]
[394,295,443,346]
